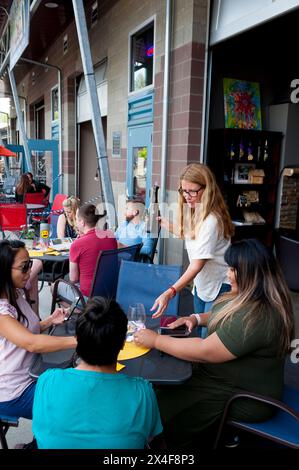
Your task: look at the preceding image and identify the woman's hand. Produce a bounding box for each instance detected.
[50,308,66,325]
[134,328,158,349]
[157,216,169,231]
[151,290,173,318]
[167,315,197,332]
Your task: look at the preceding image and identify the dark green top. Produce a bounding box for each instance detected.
[157,300,286,444]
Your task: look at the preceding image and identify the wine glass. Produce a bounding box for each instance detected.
[127,303,146,330]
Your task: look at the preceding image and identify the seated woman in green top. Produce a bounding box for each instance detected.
[134,238,295,448]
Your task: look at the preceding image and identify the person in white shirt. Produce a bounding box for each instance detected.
[151,163,234,336]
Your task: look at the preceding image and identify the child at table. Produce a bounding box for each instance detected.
[32,296,163,449]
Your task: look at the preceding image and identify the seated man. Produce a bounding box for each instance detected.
[32,296,163,449]
[115,198,156,259]
[57,204,117,302]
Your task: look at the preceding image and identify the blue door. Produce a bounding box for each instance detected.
[7,139,59,201]
[127,124,152,206]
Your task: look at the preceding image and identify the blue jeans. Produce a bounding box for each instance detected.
[193,283,231,338]
[0,381,36,419]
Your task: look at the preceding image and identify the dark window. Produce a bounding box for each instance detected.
[130,22,154,92]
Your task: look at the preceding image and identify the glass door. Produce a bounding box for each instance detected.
[127,124,152,206]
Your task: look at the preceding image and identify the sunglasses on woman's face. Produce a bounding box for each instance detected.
[12,259,33,274]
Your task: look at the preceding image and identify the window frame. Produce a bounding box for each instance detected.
[128,16,156,96]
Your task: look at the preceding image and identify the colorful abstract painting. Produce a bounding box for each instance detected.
[223,78,262,129]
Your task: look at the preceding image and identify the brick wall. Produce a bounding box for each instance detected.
[279,176,299,230]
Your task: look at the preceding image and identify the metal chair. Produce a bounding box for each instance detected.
[138,226,161,263]
[0,203,27,238]
[50,244,142,313]
[214,386,299,449]
[116,260,182,316]
[0,415,19,449]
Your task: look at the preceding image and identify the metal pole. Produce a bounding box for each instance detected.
[21,57,63,192]
[158,0,172,264]
[72,0,117,226]
[200,0,212,164]
[7,68,32,172]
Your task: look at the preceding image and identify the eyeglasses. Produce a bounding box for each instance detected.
[12,259,33,274]
[178,186,204,198]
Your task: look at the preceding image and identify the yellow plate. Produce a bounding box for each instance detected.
[118,341,150,361]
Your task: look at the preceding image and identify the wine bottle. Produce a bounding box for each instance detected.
[263,140,269,161]
[257,140,261,163]
[239,140,244,160]
[247,141,254,161]
[229,142,235,161]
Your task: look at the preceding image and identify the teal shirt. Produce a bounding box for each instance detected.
[32,368,162,449]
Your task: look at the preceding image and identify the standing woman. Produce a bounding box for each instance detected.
[152,164,234,332]
[0,240,76,420]
[57,196,80,239]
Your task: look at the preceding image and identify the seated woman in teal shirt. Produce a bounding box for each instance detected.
[32,297,163,449]
[134,239,295,448]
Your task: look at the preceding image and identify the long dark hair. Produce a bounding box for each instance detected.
[16,174,31,196]
[211,239,294,355]
[0,240,28,325]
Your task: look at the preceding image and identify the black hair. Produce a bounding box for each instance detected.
[75,297,128,366]
[0,240,28,325]
[77,204,106,227]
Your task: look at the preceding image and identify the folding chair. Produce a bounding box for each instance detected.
[0,415,19,449]
[116,260,182,316]
[214,386,299,449]
[50,244,142,313]
[24,192,49,225]
[0,203,27,239]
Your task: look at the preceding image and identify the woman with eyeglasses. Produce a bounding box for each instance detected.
[0,240,77,420]
[151,163,234,334]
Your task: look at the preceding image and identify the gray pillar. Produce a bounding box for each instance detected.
[7,68,32,172]
[72,0,117,226]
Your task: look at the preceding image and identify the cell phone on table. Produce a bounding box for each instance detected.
[158,325,190,337]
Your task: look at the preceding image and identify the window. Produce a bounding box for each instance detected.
[130,21,154,92]
[51,87,59,121]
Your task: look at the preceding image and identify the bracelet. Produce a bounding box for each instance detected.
[192,313,202,326]
[168,286,177,298]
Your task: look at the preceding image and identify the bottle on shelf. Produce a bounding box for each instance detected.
[247,141,254,161]
[229,142,235,161]
[257,140,262,163]
[238,140,244,160]
[263,140,269,162]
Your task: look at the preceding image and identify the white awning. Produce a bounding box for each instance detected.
[77,60,108,122]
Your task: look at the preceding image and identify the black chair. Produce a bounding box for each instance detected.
[0,415,19,449]
[214,386,299,449]
[274,230,299,291]
[138,226,161,264]
[38,256,69,293]
[50,243,142,313]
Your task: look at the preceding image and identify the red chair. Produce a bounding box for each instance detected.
[24,192,49,224]
[48,194,68,226]
[0,204,27,238]
[24,192,48,206]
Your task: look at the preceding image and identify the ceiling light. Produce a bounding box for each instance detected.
[45,2,59,8]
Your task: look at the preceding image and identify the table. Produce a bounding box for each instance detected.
[26,203,45,210]
[29,318,192,385]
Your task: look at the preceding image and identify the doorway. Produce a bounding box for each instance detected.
[127,124,152,206]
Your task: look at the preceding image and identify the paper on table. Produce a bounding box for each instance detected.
[28,250,44,257]
[118,341,150,361]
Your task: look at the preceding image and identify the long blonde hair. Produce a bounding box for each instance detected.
[62,196,80,229]
[210,239,294,356]
[178,163,234,240]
